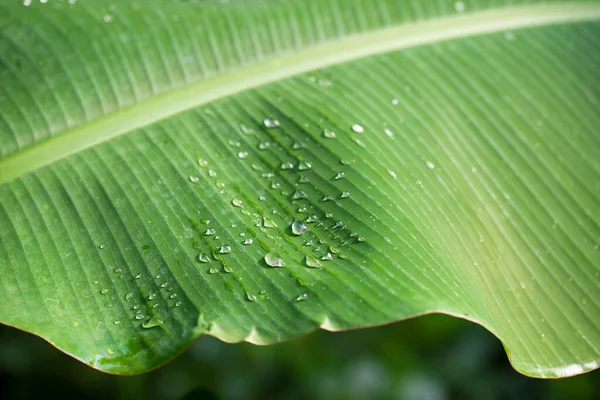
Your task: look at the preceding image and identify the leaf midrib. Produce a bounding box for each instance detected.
[1,3,599,184]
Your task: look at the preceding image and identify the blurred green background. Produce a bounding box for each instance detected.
[1,314,598,399]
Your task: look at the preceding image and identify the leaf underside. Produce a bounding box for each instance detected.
[0,0,599,376]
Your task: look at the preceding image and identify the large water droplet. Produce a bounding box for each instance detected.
[209,266,219,274]
[199,253,210,263]
[323,129,336,139]
[148,293,157,300]
[264,252,284,267]
[321,253,333,261]
[305,255,321,268]
[142,316,163,329]
[351,124,364,133]
[263,118,280,128]
[291,220,308,235]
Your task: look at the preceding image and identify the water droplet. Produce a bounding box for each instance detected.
[203,228,215,236]
[323,129,336,139]
[132,305,140,310]
[321,253,333,261]
[23,0,32,6]
[100,288,108,295]
[454,1,465,13]
[391,98,399,105]
[298,175,310,183]
[384,128,394,138]
[294,293,308,302]
[263,118,280,128]
[292,190,307,200]
[258,141,271,150]
[504,31,516,41]
[142,316,163,329]
[305,255,321,268]
[292,142,306,150]
[232,199,243,208]
[340,191,350,199]
[228,139,241,148]
[208,169,217,178]
[357,236,366,242]
[246,292,257,302]
[219,245,231,254]
[291,220,308,235]
[169,293,177,299]
[134,273,142,279]
[263,216,277,228]
[281,161,295,170]
[306,215,318,223]
[298,161,312,170]
[240,124,252,134]
[425,161,435,169]
[98,244,106,249]
[238,151,248,159]
[198,158,208,167]
[148,293,157,300]
[351,124,364,133]
[113,268,121,273]
[134,314,144,320]
[189,175,199,183]
[243,238,253,245]
[264,252,284,267]
[175,301,182,307]
[334,172,345,180]
[103,14,112,23]
[322,195,334,202]
[198,253,211,263]
[208,266,219,274]
[388,170,397,179]
[113,320,120,325]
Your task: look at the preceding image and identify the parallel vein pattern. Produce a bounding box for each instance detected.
[0,0,598,376]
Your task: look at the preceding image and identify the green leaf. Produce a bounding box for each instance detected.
[1,0,599,376]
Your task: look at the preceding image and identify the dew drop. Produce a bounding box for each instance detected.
[384,128,394,138]
[294,293,308,302]
[291,220,308,236]
[323,129,336,139]
[258,141,271,150]
[351,124,364,133]
[142,316,163,329]
[203,228,216,236]
[228,140,241,148]
[240,124,252,134]
[219,245,231,254]
[189,175,199,183]
[292,142,306,150]
[264,252,284,267]
[334,172,345,180]
[113,268,121,273]
[305,255,321,268]
[340,191,350,199]
[198,158,208,167]
[98,244,106,249]
[425,161,435,169]
[148,293,157,300]
[208,169,217,178]
[135,273,142,279]
[281,161,295,170]
[292,190,307,200]
[298,175,310,183]
[243,238,253,245]
[246,292,257,302]
[263,118,280,128]
[388,170,397,179]
[238,151,248,159]
[208,266,219,274]
[263,216,277,228]
[24,0,32,6]
[134,314,145,320]
[113,320,120,325]
[298,161,312,170]
[125,292,134,301]
[391,98,399,105]
[103,14,112,23]
[232,199,243,208]
[322,195,334,202]
[306,215,318,223]
[321,253,333,261]
[175,301,182,307]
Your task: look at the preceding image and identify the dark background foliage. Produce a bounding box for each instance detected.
[1,314,598,399]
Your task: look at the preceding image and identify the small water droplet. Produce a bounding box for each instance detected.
[113,320,120,325]
[175,301,182,307]
[292,142,306,150]
[228,139,241,148]
[219,245,231,254]
[281,161,295,170]
[98,244,106,249]
[351,124,364,133]
[169,293,177,299]
[125,292,134,301]
[189,175,199,183]
[305,255,321,268]
[292,190,307,200]
[198,253,211,263]
[142,316,163,329]
[100,288,108,295]
[425,161,435,169]
[264,252,284,267]
[323,129,336,139]
[203,228,216,236]
[270,181,280,189]
[113,268,121,273]
[238,151,248,159]
[132,305,140,310]
[298,175,310,183]
[240,124,252,134]
[291,220,308,235]
[391,98,399,105]
[263,118,280,128]
[388,170,397,179]
[243,238,253,245]
[334,172,345,180]
[321,253,333,261]
[263,216,277,228]
[208,169,217,178]
[232,199,243,208]
[103,14,112,23]
[258,141,271,150]
[322,195,334,202]
[160,282,168,288]
[306,215,318,223]
[384,128,394,138]
[134,273,142,279]
[148,293,157,300]
[294,293,308,302]
[340,191,350,199]
[246,292,257,302]
[208,266,219,274]
[134,314,145,320]
[198,158,208,167]
[298,161,312,170]
[504,31,516,41]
